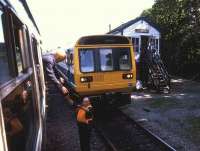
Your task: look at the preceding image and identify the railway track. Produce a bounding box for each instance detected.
[94,108,176,151]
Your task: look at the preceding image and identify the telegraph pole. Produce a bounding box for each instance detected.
[109,24,111,32]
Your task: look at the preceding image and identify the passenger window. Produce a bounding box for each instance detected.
[32,38,39,64]
[66,49,71,65]
[0,9,12,84]
[119,48,131,70]
[79,49,94,72]
[13,25,23,73]
[70,53,73,65]
[32,38,43,94]
[2,79,37,151]
[21,29,31,69]
[99,48,113,71]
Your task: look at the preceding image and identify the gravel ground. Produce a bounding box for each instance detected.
[45,92,107,151]
[96,110,172,151]
[120,77,200,151]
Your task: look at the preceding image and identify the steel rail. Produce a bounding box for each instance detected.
[118,110,176,151]
[93,123,118,151]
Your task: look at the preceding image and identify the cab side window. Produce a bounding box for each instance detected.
[0,7,12,85]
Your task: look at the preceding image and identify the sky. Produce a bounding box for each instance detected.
[27,0,154,50]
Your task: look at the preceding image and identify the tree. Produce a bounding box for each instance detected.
[141,0,200,77]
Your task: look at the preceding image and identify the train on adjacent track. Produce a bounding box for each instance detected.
[57,35,136,106]
[0,0,46,151]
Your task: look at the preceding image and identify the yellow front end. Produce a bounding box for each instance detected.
[73,45,136,96]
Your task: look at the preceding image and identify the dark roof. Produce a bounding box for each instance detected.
[77,35,130,45]
[107,16,160,34]
[20,0,40,35]
[4,0,40,35]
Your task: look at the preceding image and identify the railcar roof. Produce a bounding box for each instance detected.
[76,34,131,46]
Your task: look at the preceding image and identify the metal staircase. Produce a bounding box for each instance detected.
[145,49,170,93]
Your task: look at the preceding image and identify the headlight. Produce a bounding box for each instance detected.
[122,73,133,79]
[80,76,93,83]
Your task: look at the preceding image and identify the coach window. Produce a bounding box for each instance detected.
[0,8,12,84]
[65,49,71,65]
[70,53,73,65]
[32,38,39,64]
[21,28,31,69]
[2,79,36,151]
[32,38,43,94]
[13,24,23,73]
[99,48,113,71]
[80,49,94,72]
[119,48,131,70]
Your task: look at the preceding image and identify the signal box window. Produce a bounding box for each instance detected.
[133,38,139,53]
[119,49,131,70]
[100,48,113,71]
[155,39,159,50]
[80,49,94,72]
[0,9,12,84]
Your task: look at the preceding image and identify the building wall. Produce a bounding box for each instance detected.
[109,19,161,61]
[123,20,160,39]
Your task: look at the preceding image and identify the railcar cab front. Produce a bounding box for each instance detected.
[57,35,136,107]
